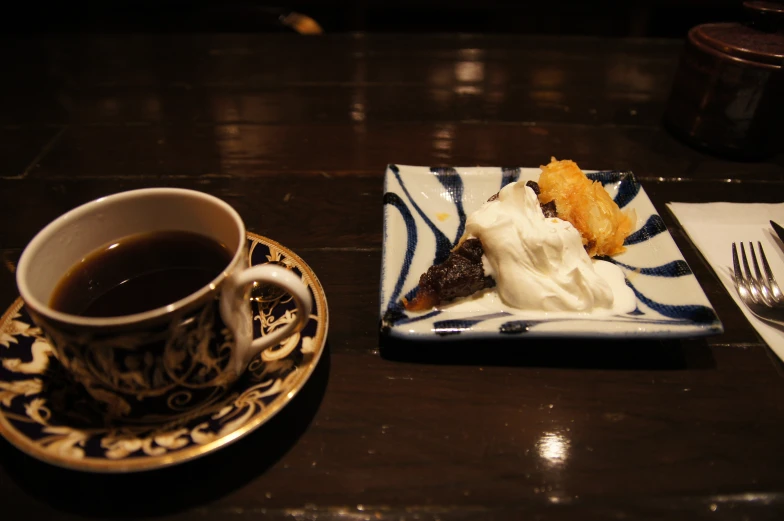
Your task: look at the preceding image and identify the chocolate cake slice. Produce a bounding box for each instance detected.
[403,238,495,311]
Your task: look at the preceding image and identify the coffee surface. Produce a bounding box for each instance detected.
[50,231,233,317]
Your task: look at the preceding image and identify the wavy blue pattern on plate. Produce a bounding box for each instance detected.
[501,167,521,190]
[382,191,418,309]
[433,312,511,336]
[389,165,453,264]
[587,171,625,185]
[598,257,693,277]
[432,167,466,244]
[624,215,668,246]
[586,171,640,209]
[380,165,722,340]
[500,320,537,334]
[626,280,719,324]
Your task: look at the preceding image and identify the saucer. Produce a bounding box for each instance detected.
[0,232,328,473]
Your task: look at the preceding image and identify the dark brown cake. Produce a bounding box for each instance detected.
[402,238,495,311]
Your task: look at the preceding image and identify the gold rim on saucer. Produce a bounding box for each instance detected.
[0,232,328,473]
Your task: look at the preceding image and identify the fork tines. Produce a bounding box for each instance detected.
[732,241,783,308]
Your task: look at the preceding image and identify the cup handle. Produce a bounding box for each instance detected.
[220,264,312,373]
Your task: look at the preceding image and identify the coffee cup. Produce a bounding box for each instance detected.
[16,188,312,421]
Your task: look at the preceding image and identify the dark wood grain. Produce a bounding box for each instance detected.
[1,33,783,521]
[0,127,64,178]
[0,34,680,128]
[12,124,782,181]
[0,84,674,127]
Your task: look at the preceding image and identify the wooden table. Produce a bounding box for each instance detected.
[1,34,783,520]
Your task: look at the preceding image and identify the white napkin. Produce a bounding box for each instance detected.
[667,202,784,360]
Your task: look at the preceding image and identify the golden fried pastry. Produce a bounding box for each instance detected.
[537,157,634,257]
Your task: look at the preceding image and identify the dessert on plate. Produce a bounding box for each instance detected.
[403,158,635,312]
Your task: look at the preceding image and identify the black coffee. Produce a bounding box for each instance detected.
[50,230,233,317]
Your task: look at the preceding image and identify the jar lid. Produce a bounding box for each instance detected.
[690,22,784,67]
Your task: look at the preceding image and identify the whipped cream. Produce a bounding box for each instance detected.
[464,181,615,312]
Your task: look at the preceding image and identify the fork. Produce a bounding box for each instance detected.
[732,241,784,326]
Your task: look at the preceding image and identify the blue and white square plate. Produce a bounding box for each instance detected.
[380,164,723,340]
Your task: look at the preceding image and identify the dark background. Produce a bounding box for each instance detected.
[7,0,747,37]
